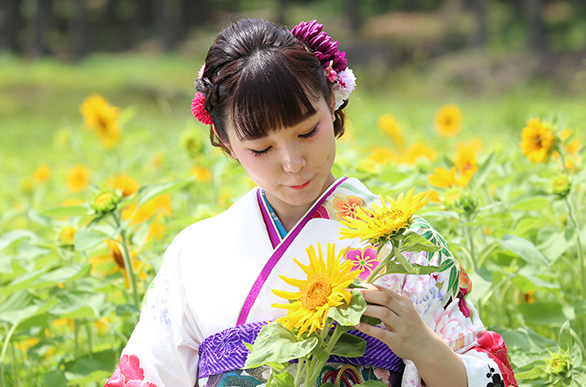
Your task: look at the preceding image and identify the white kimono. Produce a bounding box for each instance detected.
[105,177,517,387]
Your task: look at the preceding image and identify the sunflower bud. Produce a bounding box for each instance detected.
[551,175,571,198]
[544,348,573,380]
[91,189,122,216]
[58,226,76,249]
[180,130,205,159]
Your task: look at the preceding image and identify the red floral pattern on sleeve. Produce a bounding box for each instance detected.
[475,331,518,387]
[105,354,157,387]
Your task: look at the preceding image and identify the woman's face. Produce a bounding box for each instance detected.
[225,97,336,223]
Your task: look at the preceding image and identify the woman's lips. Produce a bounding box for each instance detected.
[288,179,312,190]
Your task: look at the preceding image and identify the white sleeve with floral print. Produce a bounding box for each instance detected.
[106,239,201,387]
[376,226,508,387]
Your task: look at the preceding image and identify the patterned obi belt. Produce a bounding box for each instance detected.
[198,321,405,378]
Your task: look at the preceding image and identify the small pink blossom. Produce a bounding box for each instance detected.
[345,247,380,281]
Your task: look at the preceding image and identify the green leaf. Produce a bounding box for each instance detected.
[49,291,107,319]
[311,342,329,362]
[320,383,335,387]
[0,291,58,325]
[538,228,577,264]
[467,270,492,306]
[0,229,38,251]
[355,381,388,387]
[43,370,68,387]
[326,289,367,326]
[510,197,551,211]
[74,229,107,251]
[383,260,441,276]
[30,264,92,290]
[360,314,381,326]
[497,234,549,267]
[517,302,573,326]
[271,371,295,387]
[400,231,441,253]
[40,205,89,217]
[329,332,367,358]
[136,178,192,209]
[558,320,573,352]
[244,322,318,368]
[492,326,556,353]
[0,266,52,297]
[514,363,546,380]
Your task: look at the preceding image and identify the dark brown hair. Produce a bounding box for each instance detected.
[194,18,347,154]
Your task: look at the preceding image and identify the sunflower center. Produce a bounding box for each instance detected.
[376,208,404,222]
[300,273,332,310]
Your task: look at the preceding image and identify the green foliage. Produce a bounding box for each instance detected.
[0,53,585,386]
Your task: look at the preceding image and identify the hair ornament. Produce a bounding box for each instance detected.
[191,63,214,126]
[291,20,356,110]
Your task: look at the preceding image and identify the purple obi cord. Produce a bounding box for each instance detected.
[197,321,405,378]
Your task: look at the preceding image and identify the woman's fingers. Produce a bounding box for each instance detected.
[360,284,406,316]
[354,320,394,343]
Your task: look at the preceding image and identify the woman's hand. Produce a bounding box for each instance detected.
[354,284,434,362]
[354,284,468,387]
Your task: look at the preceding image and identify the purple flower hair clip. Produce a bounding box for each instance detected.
[291,20,356,110]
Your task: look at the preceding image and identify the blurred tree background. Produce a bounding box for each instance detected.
[2,0,586,70]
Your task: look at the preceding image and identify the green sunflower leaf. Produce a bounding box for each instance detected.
[244,322,318,368]
[400,231,442,253]
[326,289,367,326]
[329,332,367,358]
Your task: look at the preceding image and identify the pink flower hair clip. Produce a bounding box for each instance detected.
[291,20,356,110]
[191,63,214,126]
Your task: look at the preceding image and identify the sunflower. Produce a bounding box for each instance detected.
[66,165,91,192]
[33,164,51,183]
[109,174,139,197]
[434,104,463,137]
[90,240,147,288]
[339,188,429,245]
[377,114,405,149]
[520,118,555,163]
[272,243,359,336]
[428,166,458,188]
[79,94,121,148]
[400,142,436,165]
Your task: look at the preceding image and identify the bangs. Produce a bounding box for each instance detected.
[229,47,327,140]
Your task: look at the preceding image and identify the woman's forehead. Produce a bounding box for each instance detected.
[232,96,328,141]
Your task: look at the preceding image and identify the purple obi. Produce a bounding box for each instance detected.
[197,321,405,378]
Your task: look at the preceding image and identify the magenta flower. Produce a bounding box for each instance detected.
[291,20,347,72]
[345,247,380,281]
[105,354,157,387]
[191,92,213,125]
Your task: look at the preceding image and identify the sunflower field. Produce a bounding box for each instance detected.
[1,52,586,387]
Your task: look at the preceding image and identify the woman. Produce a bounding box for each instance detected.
[105,18,517,387]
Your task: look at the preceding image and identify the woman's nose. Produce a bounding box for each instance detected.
[282,150,306,173]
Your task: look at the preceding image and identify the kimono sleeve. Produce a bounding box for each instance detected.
[377,218,517,387]
[105,239,200,387]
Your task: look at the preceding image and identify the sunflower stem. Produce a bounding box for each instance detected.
[112,212,140,309]
[294,357,305,386]
[465,217,477,272]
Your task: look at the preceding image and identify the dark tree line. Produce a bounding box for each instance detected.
[1,0,585,60]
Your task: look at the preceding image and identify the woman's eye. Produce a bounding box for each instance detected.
[251,147,271,157]
[299,126,318,139]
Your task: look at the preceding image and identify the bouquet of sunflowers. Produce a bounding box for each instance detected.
[244,188,451,387]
